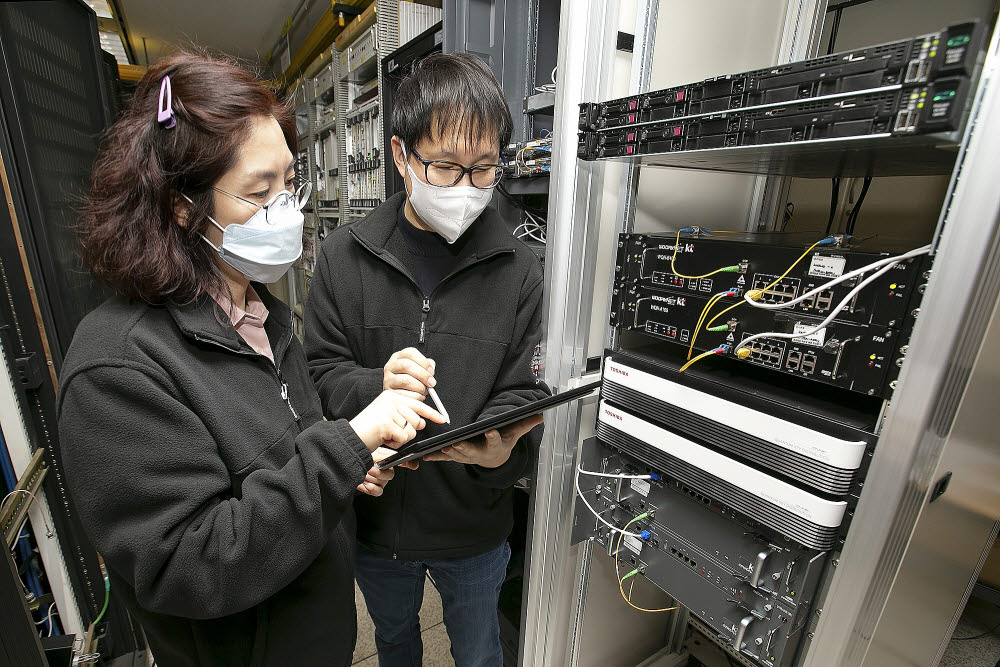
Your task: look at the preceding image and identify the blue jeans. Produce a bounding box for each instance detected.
[355,541,511,667]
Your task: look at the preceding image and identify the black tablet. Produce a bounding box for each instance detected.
[375,380,602,469]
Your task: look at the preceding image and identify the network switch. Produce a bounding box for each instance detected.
[574,437,830,666]
[615,233,924,328]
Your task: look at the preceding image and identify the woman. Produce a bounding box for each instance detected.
[57,50,442,666]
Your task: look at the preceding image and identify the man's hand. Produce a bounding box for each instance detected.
[383,347,436,400]
[422,414,544,468]
[358,447,419,496]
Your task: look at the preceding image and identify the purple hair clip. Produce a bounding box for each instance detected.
[157,75,176,129]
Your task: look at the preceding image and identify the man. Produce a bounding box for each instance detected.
[304,53,549,667]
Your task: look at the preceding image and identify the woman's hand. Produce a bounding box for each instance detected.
[357,448,420,497]
[350,390,446,452]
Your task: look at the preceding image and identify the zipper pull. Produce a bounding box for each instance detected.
[281,383,300,421]
[419,297,430,344]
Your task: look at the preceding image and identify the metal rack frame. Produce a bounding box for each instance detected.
[525,1,1000,665]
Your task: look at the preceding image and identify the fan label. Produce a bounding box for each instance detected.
[792,323,826,347]
[631,479,651,496]
[809,255,847,278]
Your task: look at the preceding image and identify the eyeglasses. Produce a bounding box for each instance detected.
[409,147,504,189]
[214,181,313,223]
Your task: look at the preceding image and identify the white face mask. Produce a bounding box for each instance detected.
[402,143,493,244]
[187,183,310,283]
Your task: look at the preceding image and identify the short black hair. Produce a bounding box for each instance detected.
[392,53,513,154]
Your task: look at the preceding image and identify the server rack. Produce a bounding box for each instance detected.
[523,2,1000,666]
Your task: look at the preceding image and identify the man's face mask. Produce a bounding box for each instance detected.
[401,141,500,243]
[187,183,311,284]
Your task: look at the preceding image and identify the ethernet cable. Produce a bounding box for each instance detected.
[574,470,647,538]
[742,244,932,311]
[576,465,661,481]
[616,515,680,613]
[735,259,901,356]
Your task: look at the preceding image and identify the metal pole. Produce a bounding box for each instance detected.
[520,1,620,665]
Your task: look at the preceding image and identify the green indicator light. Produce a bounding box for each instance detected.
[933,91,957,102]
[947,35,971,47]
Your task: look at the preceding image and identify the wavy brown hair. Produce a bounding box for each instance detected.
[79,49,296,304]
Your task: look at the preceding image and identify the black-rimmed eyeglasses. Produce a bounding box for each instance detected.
[409,147,504,189]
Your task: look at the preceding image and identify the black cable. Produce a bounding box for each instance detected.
[825,178,841,236]
[953,617,1000,641]
[781,202,795,231]
[827,8,843,54]
[846,176,873,236]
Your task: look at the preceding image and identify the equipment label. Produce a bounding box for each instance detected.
[792,323,826,346]
[623,535,644,554]
[809,255,847,278]
[631,478,651,496]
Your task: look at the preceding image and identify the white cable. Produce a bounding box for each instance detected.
[736,259,900,352]
[524,210,547,227]
[744,245,931,311]
[2,490,54,540]
[47,602,57,637]
[577,465,654,480]
[574,469,645,538]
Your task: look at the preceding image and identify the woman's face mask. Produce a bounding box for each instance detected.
[187,182,311,283]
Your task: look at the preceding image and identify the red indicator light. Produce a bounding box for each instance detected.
[673,126,682,136]
[626,146,634,154]
[630,100,637,110]
[677,91,685,101]
[629,114,636,123]
[628,132,635,141]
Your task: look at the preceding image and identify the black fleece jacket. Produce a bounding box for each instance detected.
[304,192,549,560]
[57,287,371,667]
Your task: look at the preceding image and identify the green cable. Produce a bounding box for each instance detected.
[621,568,640,580]
[720,266,741,273]
[93,576,110,625]
[707,325,730,332]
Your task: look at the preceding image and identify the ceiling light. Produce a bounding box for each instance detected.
[99,30,130,65]
[85,0,113,19]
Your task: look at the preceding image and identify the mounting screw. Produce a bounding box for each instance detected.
[808,632,816,639]
[868,389,875,395]
[833,559,840,567]
[816,609,822,616]
[887,320,897,327]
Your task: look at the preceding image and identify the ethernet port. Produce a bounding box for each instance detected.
[815,290,835,311]
[802,293,817,310]
[786,350,802,371]
[904,60,920,83]
[801,353,818,374]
